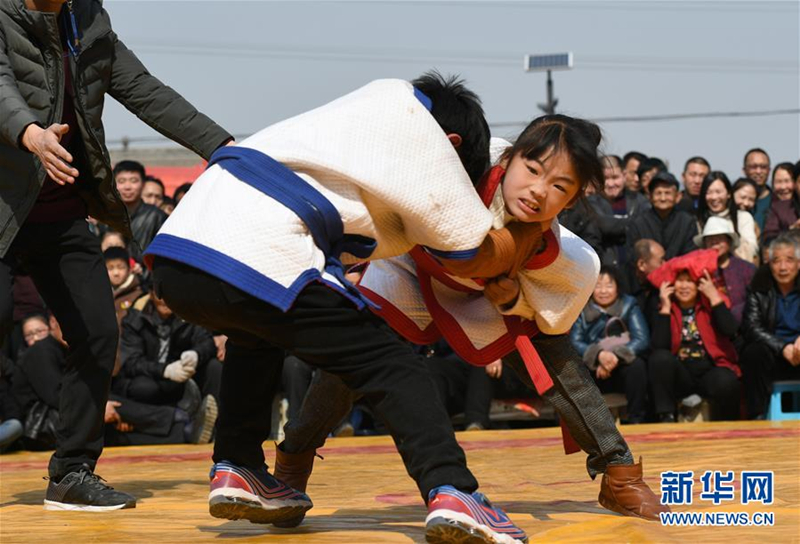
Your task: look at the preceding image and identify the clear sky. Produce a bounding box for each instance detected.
[103,0,799,180]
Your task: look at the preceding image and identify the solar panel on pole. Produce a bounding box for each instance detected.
[523,52,574,115]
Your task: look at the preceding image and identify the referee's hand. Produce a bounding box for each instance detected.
[21,123,80,184]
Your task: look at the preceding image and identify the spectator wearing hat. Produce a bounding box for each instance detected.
[627,171,698,261]
[741,234,800,418]
[647,250,741,422]
[694,217,756,325]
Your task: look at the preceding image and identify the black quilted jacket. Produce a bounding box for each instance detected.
[0,0,231,256]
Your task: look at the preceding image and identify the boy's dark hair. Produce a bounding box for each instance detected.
[113,160,146,180]
[743,147,770,166]
[144,176,165,191]
[598,264,622,287]
[103,247,130,265]
[623,151,647,169]
[412,71,490,185]
[501,114,604,197]
[636,157,666,180]
[174,182,193,201]
[160,196,176,208]
[683,156,710,172]
[794,160,800,182]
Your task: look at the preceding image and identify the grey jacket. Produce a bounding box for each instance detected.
[0,0,231,256]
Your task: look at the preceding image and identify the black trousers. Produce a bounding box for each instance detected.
[281,336,634,479]
[105,393,184,446]
[429,356,493,428]
[152,257,477,500]
[116,375,185,406]
[592,357,648,422]
[648,349,740,421]
[282,355,314,421]
[741,342,800,418]
[1,220,118,479]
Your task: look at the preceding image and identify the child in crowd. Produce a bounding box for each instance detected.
[104,247,144,326]
[101,231,143,276]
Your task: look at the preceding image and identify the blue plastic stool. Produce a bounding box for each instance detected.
[767,380,800,421]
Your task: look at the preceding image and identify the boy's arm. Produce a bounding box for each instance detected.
[437,222,544,279]
[492,229,600,335]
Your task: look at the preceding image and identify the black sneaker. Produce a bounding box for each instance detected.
[44,465,136,511]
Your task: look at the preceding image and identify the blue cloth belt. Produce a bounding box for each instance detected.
[206,146,378,308]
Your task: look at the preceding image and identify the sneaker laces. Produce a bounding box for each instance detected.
[76,469,114,490]
[472,491,493,508]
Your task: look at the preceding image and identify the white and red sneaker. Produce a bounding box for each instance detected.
[208,461,312,524]
[425,485,527,544]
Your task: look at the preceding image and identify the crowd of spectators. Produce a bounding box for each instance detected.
[2,148,800,453]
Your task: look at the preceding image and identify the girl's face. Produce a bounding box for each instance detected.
[673,271,698,307]
[592,273,618,308]
[733,185,757,212]
[705,180,730,213]
[501,150,581,223]
[773,169,794,201]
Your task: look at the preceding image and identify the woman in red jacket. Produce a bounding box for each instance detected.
[647,250,741,422]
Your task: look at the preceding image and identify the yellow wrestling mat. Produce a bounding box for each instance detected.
[1,421,798,543]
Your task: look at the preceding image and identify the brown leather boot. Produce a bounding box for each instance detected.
[272,444,317,527]
[599,458,670,521]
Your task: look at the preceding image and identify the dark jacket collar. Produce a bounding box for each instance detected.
[4,1,112,54]
[4,0,60,44]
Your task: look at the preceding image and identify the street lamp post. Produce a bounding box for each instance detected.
[523,52,573,115]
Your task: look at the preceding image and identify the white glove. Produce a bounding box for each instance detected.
[180,350,199,371]
[163,360,193,383]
